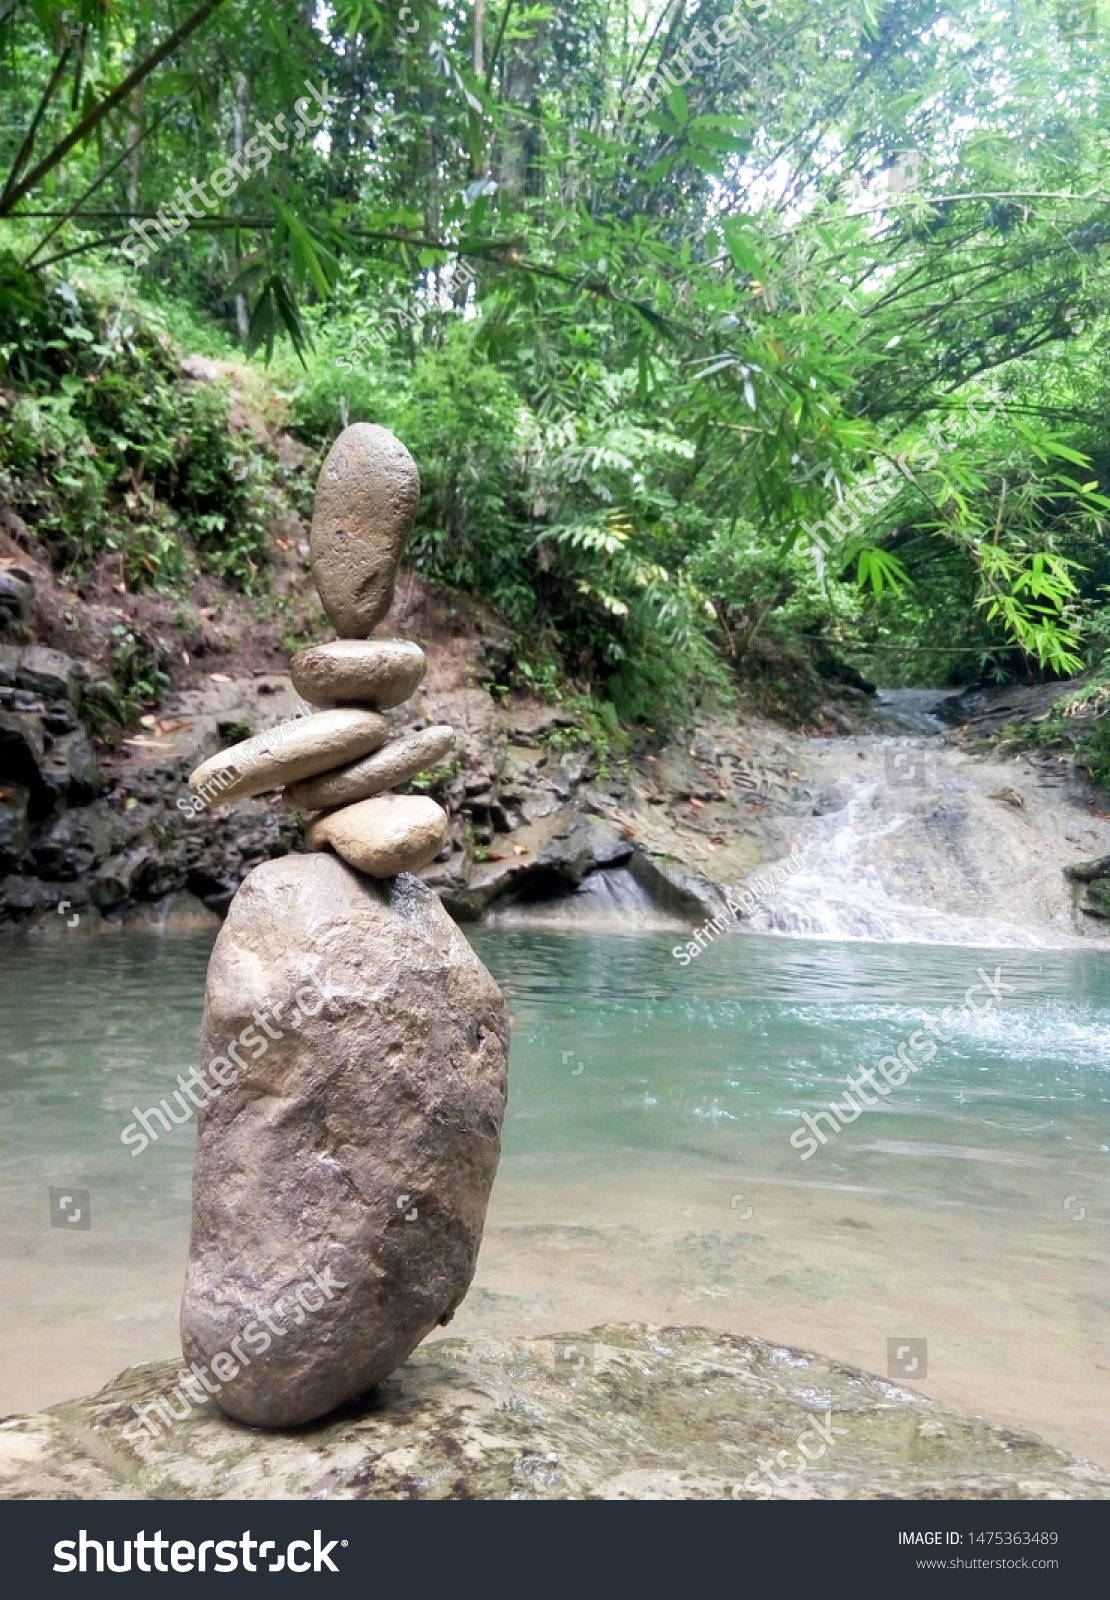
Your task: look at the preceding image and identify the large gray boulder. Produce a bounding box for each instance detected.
[3,1325,1108,1500]
[179,853,509,1428]
[17,644,86,707]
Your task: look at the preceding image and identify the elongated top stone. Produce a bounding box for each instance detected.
[291,639,426,708]
[188,708,388,805]
[310,424,420,637]
[285,724,455,812]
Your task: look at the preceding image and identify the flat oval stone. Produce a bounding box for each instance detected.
[188,709,388,805]
[291,639,426,709]
[310,424,420,637]
[306,794,448,878]
[285,725,455,812]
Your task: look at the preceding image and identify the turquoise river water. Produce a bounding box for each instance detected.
[0,927,1107,1467]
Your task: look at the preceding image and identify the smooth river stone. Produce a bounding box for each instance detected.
[291,639,426,709]
[188,709,388,805]
[179,853,509,1427]
[285,725,455,812]
[306,794,448,878]
[310,424,420,637]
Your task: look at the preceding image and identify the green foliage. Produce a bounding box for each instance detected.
[4,0,1110,708]
[395,336,535,624]
[1014,676,1110,791]
[0,258,274,591]
[83,621,172,730]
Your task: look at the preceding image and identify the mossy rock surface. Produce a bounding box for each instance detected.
[1,1324,1107,1501]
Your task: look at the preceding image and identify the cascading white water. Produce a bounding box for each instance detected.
[746,690,1085,948]
[750,788,1053,945]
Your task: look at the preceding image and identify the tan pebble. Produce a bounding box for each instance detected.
[189,709,388,805]
[306,794,449,878]
[286,725,455,812]
[310,424,420,636]
[291,639,426,708]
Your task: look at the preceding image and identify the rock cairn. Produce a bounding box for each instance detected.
[187,422,455,876]
[178,425,509,1430]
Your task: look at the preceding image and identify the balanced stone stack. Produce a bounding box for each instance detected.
[178,425,509,1430]
[187,423,455,874]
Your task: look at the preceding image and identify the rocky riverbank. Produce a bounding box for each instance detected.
[7,420,1110,944]
[0,499,840,935]
[2,1323,1106,1501]
[7,599,1110,944]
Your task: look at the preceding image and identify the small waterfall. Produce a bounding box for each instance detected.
[756,852,1052,946]
[739,687,1088,947]
[751,756,1062,948]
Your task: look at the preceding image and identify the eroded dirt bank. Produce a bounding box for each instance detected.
[5,474,1110,946]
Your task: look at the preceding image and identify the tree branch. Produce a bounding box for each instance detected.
[22,95,189,268]
[484,0,516,93]
[0,0,231,217]
[0,47,73,209]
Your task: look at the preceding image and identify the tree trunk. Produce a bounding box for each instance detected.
[474,0,485,77]
[233,73,249,345]
[127,26,147,213]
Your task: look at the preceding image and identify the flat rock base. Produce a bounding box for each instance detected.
[1,1324,1106,1501]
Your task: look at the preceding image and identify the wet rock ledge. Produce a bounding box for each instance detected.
[1,1324,1106,1501]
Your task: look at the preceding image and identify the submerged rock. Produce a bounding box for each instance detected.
[310,425,420,638]
[179,853,508,1428]
[119,892,222,933]
[3,1324,1107,1500]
